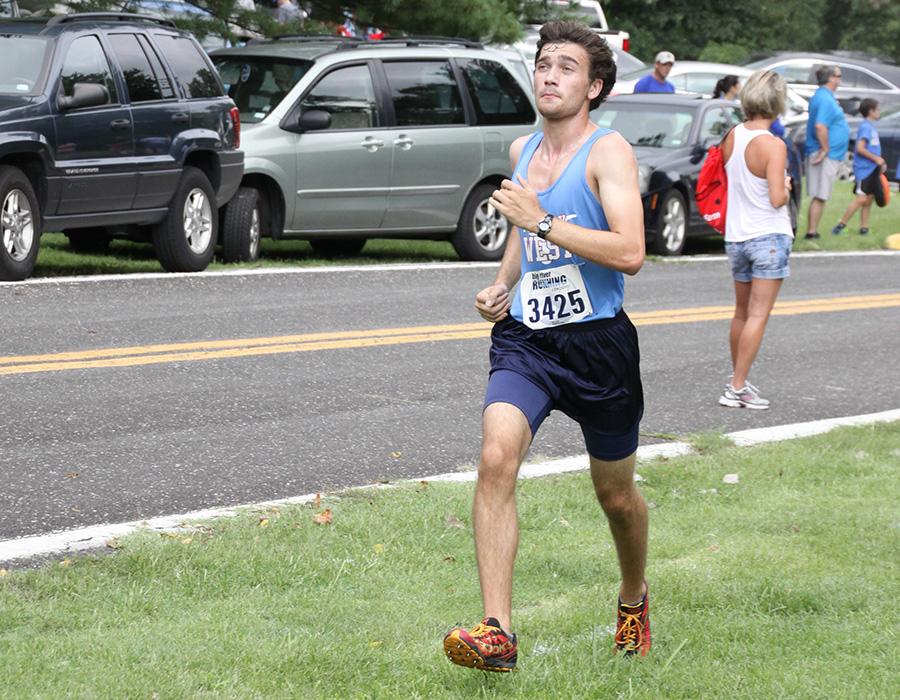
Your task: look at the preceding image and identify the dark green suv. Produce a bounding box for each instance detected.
[0,12,243,281]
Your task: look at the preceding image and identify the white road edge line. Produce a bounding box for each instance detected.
[1,409,898,564]
[1,250,897,287]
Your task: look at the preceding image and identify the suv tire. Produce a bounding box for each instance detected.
[452,183,509,262]
[66,228,110,254]
[652,189,687,256]
[153,166,218,272]
[310,239,365,257]
[0,165,41,281]
[221,186,261,263]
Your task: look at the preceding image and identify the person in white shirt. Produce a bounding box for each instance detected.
[717,70,793,410]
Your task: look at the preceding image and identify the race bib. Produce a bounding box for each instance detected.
[521,263,593,329]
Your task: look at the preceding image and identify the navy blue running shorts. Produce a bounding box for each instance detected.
[483,310,643,461]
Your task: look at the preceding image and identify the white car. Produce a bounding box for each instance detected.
[616,61,808,126]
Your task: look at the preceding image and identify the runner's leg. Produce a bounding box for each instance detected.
[590,452,647,604]
[473,402,532,632]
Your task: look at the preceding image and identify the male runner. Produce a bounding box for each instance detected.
[443,21,648,672]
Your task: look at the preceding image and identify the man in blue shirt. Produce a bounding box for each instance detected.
[803,65,849,239]
[633,51,675,94]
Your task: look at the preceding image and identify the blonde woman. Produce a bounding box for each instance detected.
[719,70,793,409]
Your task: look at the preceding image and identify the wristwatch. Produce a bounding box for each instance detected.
[535,213,554,239]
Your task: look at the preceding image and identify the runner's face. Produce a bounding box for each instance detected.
[534,42,601,119]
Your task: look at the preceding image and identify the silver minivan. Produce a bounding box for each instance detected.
[212,37,538,261]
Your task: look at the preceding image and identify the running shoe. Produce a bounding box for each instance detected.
[831,222,846,235]
[719,383,770,409]
[859,227,869,236]
[804,232,820,240]
[443,617,517,672]
[614,587,651,656]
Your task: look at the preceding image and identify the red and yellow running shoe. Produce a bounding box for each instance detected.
[443,617,517,672]
[614,586,651,656]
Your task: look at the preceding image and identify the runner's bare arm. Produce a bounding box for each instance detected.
[473,136,529,322]
[489,132,644,275]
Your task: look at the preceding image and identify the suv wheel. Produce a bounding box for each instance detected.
[153,166,218,272]
[652,189,687,256]
[221,187,261,263]
[0,166,41,281]
[310,239,365,257]
[66,228,110,254]
[452,183,509,261]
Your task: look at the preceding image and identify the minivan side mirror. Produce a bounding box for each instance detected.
[58,83,109,111]
[296,109,332,132]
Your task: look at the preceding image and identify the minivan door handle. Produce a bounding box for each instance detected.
[393,136,414,150]
[109,119,131,130]
[360,137,385,152]
[171,112,189,124]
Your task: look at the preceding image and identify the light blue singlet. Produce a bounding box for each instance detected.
[509,128,624,328]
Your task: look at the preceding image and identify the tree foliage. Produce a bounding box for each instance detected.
[15,0,900,62]
[606,0,898,63]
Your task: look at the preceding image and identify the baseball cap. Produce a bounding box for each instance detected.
[655,51,675,64]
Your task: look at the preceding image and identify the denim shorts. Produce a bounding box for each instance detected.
[725,233,793,282]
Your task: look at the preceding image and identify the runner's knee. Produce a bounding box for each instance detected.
[595,484,640,520]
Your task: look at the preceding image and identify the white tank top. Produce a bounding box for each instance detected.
[724,124,793,242]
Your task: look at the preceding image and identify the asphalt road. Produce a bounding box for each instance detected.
[1,252,898,542]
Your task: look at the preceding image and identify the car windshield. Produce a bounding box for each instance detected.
[614,50,644,75]
[213,57,314,124]
[592,104,695,148]
[621,66,652,82]
[0,36,51,95]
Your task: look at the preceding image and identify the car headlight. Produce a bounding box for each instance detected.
[637,164,652,194]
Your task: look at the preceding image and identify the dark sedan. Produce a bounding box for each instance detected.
[591,94,802,255]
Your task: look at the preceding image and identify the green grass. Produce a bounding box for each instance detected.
[32,234,460,278]
[1,423,897,698]
[30,185,900,278]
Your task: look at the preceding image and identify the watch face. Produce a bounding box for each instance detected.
[538,221,550,232]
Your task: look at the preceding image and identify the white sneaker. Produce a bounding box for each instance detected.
[719,383,770,410]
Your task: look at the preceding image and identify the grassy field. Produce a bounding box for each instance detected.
[29,185,900,278]
[1,423,897,699]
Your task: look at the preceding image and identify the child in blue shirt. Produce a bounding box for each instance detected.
[832,98,887,236]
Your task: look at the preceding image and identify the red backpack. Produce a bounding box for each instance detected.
[694,132,731,235]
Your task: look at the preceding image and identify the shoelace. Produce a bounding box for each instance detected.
[615,610,644,649]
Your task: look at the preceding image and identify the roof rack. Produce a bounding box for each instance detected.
[44,12,177,30]
[251,34,358,45]
[344,36,484,49]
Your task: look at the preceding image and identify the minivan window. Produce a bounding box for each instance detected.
[383,61,465,126]
[460,59,535,125]
[299,64,378,130]
[154,34,221,98]
[60,35,118,104]
[214,57,313,124]
[108,33,164,103]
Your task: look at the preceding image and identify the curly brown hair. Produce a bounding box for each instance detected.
[535,21,617,110]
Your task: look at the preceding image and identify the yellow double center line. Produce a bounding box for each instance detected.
[1,293,898,377]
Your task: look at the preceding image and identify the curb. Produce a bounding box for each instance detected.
[1,409,898,565]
